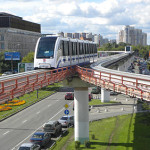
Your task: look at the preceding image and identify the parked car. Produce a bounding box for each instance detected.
[91,87,101,94]
[58,115,74,127]
[2,71,13,76]
[30,132,51,147]
[65,92,74,100]
[110,91,118,95]
[43,120,62,136]
[18,143,40,150]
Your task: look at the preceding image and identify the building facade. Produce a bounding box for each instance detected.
[64,33,72,38]
[73,33,80,39]
[118,25,147,46]
[0,12,41,57]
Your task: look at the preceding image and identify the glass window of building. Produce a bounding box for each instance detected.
[1,43,4,49]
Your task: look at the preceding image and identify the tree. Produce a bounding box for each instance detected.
[0,52,11,73]
[22,52,34,63]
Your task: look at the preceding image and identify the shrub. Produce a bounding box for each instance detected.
[91,134,95,140]
[142,102,150,110]
[75,141,80,149]
[84,140,91,148]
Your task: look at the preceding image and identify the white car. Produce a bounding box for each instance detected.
[58,115,74,127]
[18,143,40,150]
[2,71,13,76]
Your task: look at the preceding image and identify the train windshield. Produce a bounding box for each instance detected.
[36,37,57,58]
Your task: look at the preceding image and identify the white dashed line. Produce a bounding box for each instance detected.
[48,104,51,107]
[12,101,73,150]
[22,120,27,124]
[36,111,40,114]
[3,131,10,135]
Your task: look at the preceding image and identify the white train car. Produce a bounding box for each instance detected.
[125,46,132,54]
[34,35,97,69]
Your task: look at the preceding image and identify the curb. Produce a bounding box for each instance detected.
[91,102,122,107]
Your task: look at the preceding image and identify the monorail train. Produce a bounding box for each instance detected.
[125,46,132,53]
[34,35,97,69]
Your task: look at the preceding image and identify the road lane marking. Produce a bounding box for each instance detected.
[12,101,73,150]
[48,104,51,107]
[22,120,27,124]
[36,111,40,114]
[3,131,10,135]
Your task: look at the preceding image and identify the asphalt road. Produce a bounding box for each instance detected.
[0,90,138,150]
[0,92,74,150]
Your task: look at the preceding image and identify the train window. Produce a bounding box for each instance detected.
[69,41,72,56]
[36,37,57,58]
[94,44,97,53]
[79,43,82,55]
[90,44,92,54]
[72,42,76,55]
[77,42,79,55]
[83,43,85,54]
[91,44,94,53]
[68,41,70,56]
[85,43,87,54]
[64,41,69,56]
[89,44,91,54]
[61,41,65,56]
[87,44,89,54]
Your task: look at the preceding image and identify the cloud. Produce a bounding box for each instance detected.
[0,0,150,44]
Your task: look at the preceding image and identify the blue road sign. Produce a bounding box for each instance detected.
[5,52,20,60]
[64,109,69,115]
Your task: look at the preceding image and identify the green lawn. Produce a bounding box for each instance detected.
[52,113,150,150]
[0,82,62,120]
[89,99,119,106]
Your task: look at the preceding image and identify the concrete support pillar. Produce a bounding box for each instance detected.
[101,88,110,102]
[74,87,89,144]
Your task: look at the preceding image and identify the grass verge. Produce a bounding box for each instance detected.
[52,113,150,150]
[50,128,74,150]
[0,82,62,121]
[89,99,119,106]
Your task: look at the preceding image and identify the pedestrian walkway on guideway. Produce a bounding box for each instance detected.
[89,93,143,122]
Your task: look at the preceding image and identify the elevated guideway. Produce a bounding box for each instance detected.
[0,66,75,103]
[0,52,150,103]
[77,53,150,101]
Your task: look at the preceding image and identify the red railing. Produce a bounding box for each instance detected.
[0,66,76,104]
[75,66,150,101]
[0,65,150,104]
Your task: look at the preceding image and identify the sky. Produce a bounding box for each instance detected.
[0,0,150,44]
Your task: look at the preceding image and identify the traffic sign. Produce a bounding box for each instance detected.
[64,104,69,109]
[64,109,69,115]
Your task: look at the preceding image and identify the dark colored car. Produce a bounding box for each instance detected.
[30,132,51,147]
[43,120,62,136]
[65,92,74,100]
[91,87,101,94]
[110,91,118,95]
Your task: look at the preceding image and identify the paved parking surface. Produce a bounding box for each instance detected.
[89,93,141,122]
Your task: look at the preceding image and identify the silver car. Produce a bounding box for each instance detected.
[18,143,40,150]
[58,115,74,127]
